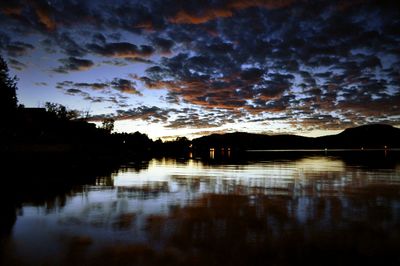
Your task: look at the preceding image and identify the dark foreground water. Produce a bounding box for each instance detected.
[1,152,400,265]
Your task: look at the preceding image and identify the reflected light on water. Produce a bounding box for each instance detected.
[111,157,386,198]
[295,157,345,172]
[2,155,400,265]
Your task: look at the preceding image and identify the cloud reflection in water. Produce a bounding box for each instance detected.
[3,156,400,265]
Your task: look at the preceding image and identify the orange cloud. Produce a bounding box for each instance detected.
[336,0,365,11]
[169,9,233,24]
[169,0,295,24]
[135,21,155,32]
[0,6,22,16]
[35,7,56,31]
[229,0,295,10]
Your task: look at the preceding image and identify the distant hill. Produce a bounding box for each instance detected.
[192,124,400,152]
[317,124,400,149]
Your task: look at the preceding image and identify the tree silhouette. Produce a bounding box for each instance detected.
[101,118,115,133]
[44,102,79,120]
[0,56,18,116]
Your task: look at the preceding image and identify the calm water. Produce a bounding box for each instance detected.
[2,153,400,265]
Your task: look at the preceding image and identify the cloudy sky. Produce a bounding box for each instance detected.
[1,0,399,139]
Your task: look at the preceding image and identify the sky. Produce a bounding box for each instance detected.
[0,0,399,140]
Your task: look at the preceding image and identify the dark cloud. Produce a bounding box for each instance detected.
[63,87,123,107]
[168,9,233,25]
[108,32,122,41]
[151,37,174,54]
[124,57,154,64]
[134,0,399,127]
[53,57,94,73]
[0,0,95,33]
[57,32,88,57]
[3,41,34,57]
[90,105,238,129]
[31,0,57,31]
[66,88,83,94]
[165,115,221,129]
[114,106,172,123]
[92,33,106,44]
[87,41,155,58]
[63,81,108,90]
[102,59,128,67]
[240,68,264,81]
[165,108,235,129]
[111,78,142,95]
[34,81,47,86]
[167,0,294,25]
[0,2,23,16]
[8,58,27,70]
[337,90,400,117]
[0,32,35,57]
[0,31,10,47]
[40,38,57,53]
[56,77,142,107]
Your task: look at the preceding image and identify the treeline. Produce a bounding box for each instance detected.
[1,102,191,159]
[0,56,191,161]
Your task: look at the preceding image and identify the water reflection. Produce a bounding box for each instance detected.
[1,155,400,265]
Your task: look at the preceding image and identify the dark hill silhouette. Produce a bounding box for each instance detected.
[192,124,400,153]
[193,132,312,151]
[317,124,400,149]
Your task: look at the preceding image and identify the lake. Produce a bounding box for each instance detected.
[1,152,400,265]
